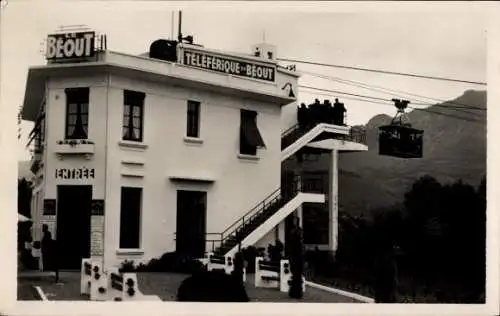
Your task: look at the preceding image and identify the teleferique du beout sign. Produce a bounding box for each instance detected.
[183,49,276,82]
[46,31,96,62]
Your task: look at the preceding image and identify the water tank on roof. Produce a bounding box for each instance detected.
[149,39,178,62]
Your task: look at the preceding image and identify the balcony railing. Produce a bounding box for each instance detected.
[342,128,367,145]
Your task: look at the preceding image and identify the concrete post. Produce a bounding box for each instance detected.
[328,149,339,253]
[295,168,303,228]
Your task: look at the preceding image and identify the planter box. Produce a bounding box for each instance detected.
[55,142,95,159]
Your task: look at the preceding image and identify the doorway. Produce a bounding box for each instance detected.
[176,190,207,258]
[56,185,92,270]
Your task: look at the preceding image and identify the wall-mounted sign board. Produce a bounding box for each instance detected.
[182,48,276,82]
[43,199,56,216]
[46,31,96,62]
[55,167,95,179]
[91,200,105,216]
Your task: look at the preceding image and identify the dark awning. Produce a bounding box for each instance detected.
[65,87,90,103]
[241,116,266,148]
[124,90,146,105]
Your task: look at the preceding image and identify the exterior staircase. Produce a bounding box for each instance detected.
[208,121,364,257]
[211,175,324,256]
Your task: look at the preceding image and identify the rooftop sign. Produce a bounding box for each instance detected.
[45,31,96,62]
[182,48,276,82]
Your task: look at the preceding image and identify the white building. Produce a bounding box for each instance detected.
[22,30,367,270]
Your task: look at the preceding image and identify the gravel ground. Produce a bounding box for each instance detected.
[19,271,365,303]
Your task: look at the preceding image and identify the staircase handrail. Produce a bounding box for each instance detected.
[281,124,313,150]
[282,123,300,137]
[219,187,280,241]
[219,174,301,243]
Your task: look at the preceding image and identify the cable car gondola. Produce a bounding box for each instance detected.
[378,99,423,158]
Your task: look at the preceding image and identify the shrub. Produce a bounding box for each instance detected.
[119,260,137,273]
[177,269,249,302]
[121,252,206,274]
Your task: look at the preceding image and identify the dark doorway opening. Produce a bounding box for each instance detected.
[176,190,207,258]
[56,185,92,270]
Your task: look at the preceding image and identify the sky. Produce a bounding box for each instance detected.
[0,1,488,162]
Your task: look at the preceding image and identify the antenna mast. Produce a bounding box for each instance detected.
[177,11,182,42]
[171,11,174,40]
[175,11,193,44]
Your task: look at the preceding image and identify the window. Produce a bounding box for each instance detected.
[122,90,145,142]
[65,88,89,139]
[240,109,266,155]
[186,100,201,138]
[119,187,142,249]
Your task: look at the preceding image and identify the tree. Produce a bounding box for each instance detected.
[399,175,486,302]
[401,175,444,281]
[462,175,486,301]
[177,270,249,302]
[373,242,398,303]
[288,216,304,299]
[18,178,33,256]
[309,174,485,303]
[18,178,32,218]
[404,175,442,222]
